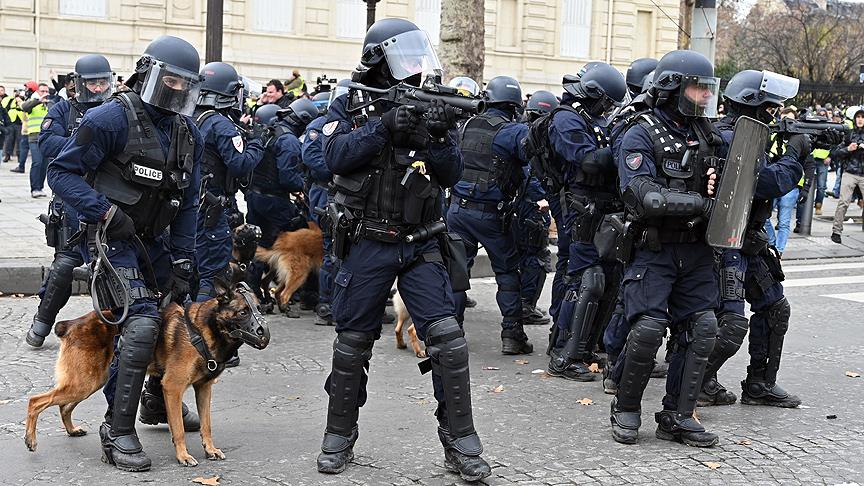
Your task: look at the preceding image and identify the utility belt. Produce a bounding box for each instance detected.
[248,185,298,202]
[355,219,447,245]
[452,196,508,214]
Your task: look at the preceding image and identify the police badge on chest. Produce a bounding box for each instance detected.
[132,163,163,181]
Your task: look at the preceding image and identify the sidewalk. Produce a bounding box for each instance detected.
[0,166,862,293]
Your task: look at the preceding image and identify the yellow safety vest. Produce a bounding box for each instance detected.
[2,96,22,123]
[287,76,305,97]
[25,103,48,135]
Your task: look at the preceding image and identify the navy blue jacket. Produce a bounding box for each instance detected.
[47,98,204,260]
[549,95,610,191]
[301,115,331,184]
[616,108,695,193]
[452,107,529,203]
[39,99,84,159]
[324,94,463,188]
[197,110,265,192]
[258,121,305,193]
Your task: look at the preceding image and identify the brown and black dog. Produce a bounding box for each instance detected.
[24,281,270,467]
[255,222,324,313]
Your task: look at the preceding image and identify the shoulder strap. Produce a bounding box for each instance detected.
[195,109,219,127]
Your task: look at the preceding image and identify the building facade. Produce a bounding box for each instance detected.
[0,0,679,93]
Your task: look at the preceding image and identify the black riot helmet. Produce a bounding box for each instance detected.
[626,58,658,97]
[278,98,319,129]
[132,35,203,116]
[524,90,559,122]
[253,103,280,127]
[723,69,799,124]
[198,62,243,110]
[356,18,441,88]
[651,49,719,118]
[483,76,523,112]
[563,62,627,117]
[72,54,115,106]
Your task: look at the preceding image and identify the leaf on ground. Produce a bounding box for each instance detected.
[845,371,861,378]
[491,385,505,393]
[483,366,500,371]
[286,396,301,400]
[703,462,722,470]
[0,399,11,405]
[514,359,529,365]
[192,476,220,486]
[576,398,593,406]
[415,399,430,405]
[737,439,752,446]
[588,362,601,373]
[531,369,546,374]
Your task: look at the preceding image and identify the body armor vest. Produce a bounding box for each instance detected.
[92,92,195,237]
[195,109,235,194]
[565,102,613,191]
[251,124,289,194]
[458,114,511,196]
[333,90,441,227]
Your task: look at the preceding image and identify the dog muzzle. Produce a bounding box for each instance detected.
[230,282,271,349]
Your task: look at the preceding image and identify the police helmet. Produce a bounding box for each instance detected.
[198,62,243,110]
[563,62,626,116]
[845,106,861,121]
[72,54,114,105]
[641,70,655,93]
[133,35,203,116]
[359,18,441,86]
[279,98,319,129]
[241,76,263,101]
[723,69,799,123]
[312,92,331,115]
[651,49,719,118]
[328,79,351,107]
[483,76,522,108]
[448,76,481,97]
[253,103,280,127]
[626,58,658,96]
[524,90,559,122]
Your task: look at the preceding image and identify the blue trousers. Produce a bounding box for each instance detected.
[309,184,334,306]
[548,195,570,323]
[194,206,232,301]
[28,140,45,192]
[765,188,798,253]
[446,203,521,328]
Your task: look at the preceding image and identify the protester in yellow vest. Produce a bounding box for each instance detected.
[17,83,52,197]
[1,88,24,162]
[284,69,305,98]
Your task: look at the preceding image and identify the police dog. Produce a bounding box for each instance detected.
[255,222,324,313]
[393,289,426,358]
[232,223,263,269]
[24,280,270,467]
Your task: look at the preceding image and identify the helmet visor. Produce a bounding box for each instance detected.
[449,77,480,97]
[381,30,442,81]
[760,71,799,102]
[679,75,720,118]
[75,72,115,104]
[140,63,202,116]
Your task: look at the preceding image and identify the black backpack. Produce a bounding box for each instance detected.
[523,108,567,194]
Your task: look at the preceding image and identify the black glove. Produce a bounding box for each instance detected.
[104,206,135,241]
[166,259,194,304]
[786,134,811,160]
[424,99,456,140]
[381,105,419,135]
[796,190,809,205]
[824,128,844,146]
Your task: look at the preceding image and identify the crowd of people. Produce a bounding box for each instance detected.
[15,17,863,482]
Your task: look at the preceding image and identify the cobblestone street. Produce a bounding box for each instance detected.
[1,260,863,485]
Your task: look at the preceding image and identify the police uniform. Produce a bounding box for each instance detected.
[511,167,551,323]
[194,108,264,300]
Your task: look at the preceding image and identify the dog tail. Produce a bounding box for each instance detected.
[255,246,276,265]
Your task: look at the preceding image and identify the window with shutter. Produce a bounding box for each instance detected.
[59,0,106,18]
[252,0,294,34]
[415,0,441,45]
[336,0,367,39]
[560,0,592,58]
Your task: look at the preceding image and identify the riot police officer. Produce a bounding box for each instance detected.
[624,58,658,99]
[245,99,318,314]
[47,35,204,471]
[699,69,808,409]
[302,79,349,326]
[610,50,724,447]
[545,63,627,382]
[447,75,534,354]
[193,61,266,301]
[26,54,114,347]
[318,18,491,481]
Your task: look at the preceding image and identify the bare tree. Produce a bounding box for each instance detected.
[438,0,485,82]
[678,0,695,49]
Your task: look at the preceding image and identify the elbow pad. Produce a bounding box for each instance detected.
[581,147,615,174]
[623,177,707,219]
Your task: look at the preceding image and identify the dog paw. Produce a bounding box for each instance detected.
[396,342,407,350]
[176,452,199,467]
[205,448,226,460]
[416,350,427,358]
[24,436,36,452]
[67,427,87,437]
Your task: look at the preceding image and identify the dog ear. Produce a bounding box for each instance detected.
[213,274,234,304]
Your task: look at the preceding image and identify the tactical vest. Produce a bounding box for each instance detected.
[92,92,195,238]
[250,124,290,194]
[564,102,613,191]
[195,110,236,194]
[458,114,511,196]
[333,90,441,227]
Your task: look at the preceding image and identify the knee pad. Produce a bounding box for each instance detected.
[764,297,790,336]
[333,330,375,370]
[689,310,718,357]
[495,273,520,293]
[628,317,666,361]
[713,312,748,354]
[425,317,468,362]
[118,316,160,369]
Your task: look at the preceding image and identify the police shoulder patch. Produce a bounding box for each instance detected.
[41,118,52,130]
[232,135,244,153]
[322,121,339,136]
[625,152,643,170]
[308,129,319,141]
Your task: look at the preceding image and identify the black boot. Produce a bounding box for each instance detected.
[464,295,477,308]
[602,367,618,395]
[317,429,357,474]
[698,374,737,406]
[610,397,640,444]
[314,303,333,326]
[501,323,533,355]
[138,376,201,431]
[740,367,801,408]
[438,426,491,482]
[224,349,240,368]
[100,423,151,472]
[26,316,53,348]
[547,349,598,381]
[522,302,550,326]
[654,410,718,447]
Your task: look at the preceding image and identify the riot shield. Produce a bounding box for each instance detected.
[706,116,770,249]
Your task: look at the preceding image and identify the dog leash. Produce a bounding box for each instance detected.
[183,303,232,377]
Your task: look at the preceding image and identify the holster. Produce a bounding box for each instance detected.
[568,195,600,243]
[202,192,226,229]
[40,213,61,248]
[329,204,354,260]
[85,224,127,313]
[438,232,471,292]
[616,221,638,264]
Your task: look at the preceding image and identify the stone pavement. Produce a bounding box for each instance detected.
[1,260,863,485]
[2,166,863,294]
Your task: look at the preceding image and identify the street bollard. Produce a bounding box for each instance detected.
[799,182,816,236]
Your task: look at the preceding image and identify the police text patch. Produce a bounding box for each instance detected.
[232,135,244,153]
[322,121,338,136]
[41,118,52,130]
[625,153,643,170]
